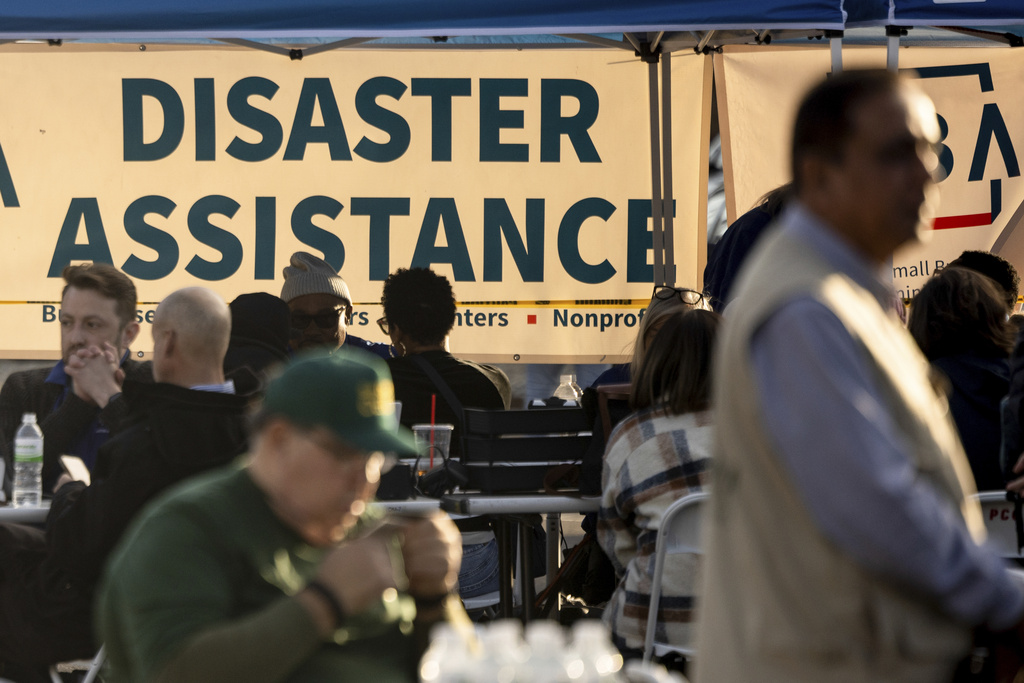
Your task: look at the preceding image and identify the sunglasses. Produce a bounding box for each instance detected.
[653,286,704,306]
[291,307,345,330]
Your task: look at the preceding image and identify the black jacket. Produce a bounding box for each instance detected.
[0,358,153,493]
[0,380,249,669]
[46,380,250,587]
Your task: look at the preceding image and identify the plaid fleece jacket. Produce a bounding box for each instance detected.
[597,406,713,652]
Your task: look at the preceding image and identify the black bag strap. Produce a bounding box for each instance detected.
[407,354,470,497]
[406,354,466,434]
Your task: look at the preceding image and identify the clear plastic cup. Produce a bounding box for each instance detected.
[412,424,454,468]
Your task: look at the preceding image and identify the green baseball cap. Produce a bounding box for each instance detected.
[262,348,417,455]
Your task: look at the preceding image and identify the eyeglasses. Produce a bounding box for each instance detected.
[301,430,397,479]
[653,286,704,307]
[376,317,390,336]
[291,307,344,330]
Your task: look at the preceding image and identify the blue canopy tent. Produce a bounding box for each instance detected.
[854,0,1024,68]
[0,1,850,39]
[890,0,1024,28]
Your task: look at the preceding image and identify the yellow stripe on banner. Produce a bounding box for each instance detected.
[0,301,164,306]
[1,299,650,309]
[360,299,650,308]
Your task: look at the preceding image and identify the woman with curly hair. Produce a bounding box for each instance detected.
[378,267,511,601]
[908,266,1015,491]
[379,267,511,440]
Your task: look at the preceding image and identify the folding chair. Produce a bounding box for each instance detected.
[461,407,591,493]
[643,491,708,665]
[971,492,1024,561]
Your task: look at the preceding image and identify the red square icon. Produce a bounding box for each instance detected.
[527,314,537,324]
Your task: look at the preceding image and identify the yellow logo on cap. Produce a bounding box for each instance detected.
[357,381,395,417]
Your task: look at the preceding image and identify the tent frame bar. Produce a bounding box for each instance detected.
[934,25,1023,48]
[215,36,375,58]
[558,34,633,50]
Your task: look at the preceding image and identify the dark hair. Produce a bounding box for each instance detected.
[908,266,1015,360]
[756,182,793,215]
[380,268,456,345]
[946,250,1019,313]
[631,308,721,415]
[791,69,903,193]
[61,263,137,328]
[631,287,710,378]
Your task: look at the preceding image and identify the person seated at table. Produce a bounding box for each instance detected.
[581,285,710,497]
[223,292,291,398]
[379,267,511,600]
[380,267,511,439]
[591,285,710,389]
[97,350,465,683]
[597,308,720,664]
[907,266,1014,491]
[281,251,392,359]
[0,287,249,683]
[0,263,152,497]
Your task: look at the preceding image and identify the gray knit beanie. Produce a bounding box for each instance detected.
[280,252,352,304]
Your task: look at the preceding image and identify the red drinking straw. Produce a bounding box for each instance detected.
[430,393,437,468]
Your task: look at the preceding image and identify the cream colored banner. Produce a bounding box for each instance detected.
[717,45,1024,302]
[0,44,711,361]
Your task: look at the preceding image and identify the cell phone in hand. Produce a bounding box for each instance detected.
[60,455,91,486]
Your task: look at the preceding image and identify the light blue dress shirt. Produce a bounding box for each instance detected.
[751,202,1024,630]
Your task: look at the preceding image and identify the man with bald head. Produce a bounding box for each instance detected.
[0,287,250,683]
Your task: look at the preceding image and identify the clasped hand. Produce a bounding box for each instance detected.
[64,343,124,408]
[313,512,461,617]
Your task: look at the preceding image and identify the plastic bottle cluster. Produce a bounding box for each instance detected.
[419,619,687,683]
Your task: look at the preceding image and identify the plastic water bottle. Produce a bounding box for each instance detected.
[477,620,527,683]
[524,621,572,683]
[419,623,474,683]
[571,621,624,682]
[13,412,43,507]
[553,374,582,402]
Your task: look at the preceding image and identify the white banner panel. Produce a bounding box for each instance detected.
[0,44,711,361]
[717,45,1024,302]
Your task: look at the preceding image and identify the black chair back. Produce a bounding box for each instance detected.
[461,407,591,493]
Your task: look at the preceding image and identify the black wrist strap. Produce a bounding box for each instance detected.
[305,580,345,628]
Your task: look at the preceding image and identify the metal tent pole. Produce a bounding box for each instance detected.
[661,51,676,285]
[829,30,843,74]
[647,57,666,287]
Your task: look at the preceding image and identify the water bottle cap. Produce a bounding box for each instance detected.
[22,412,37,423]
[559,374,575,383]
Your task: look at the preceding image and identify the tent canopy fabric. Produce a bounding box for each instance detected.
[0,0,852,40]
[890,0,1024,27]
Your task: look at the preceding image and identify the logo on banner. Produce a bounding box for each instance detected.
[915,64,1020,231]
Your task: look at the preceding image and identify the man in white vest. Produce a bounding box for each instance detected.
[697,70,1024,682]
